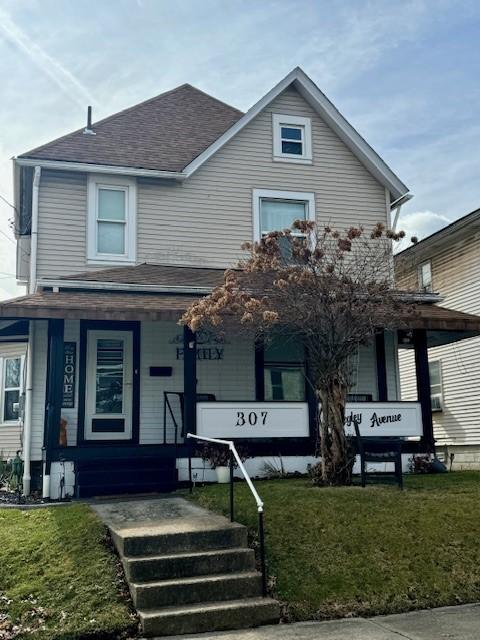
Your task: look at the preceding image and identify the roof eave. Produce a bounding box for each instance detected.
[14,157,186,181]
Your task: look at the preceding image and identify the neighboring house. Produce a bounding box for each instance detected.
[0,67,478,498]
[396,208,480,468]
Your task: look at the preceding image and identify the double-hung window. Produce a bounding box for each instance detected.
[87,175,136,263]
[253,189,315,241]
[1,355,24,424]
[272,114,312,163]
[429,360,443,411]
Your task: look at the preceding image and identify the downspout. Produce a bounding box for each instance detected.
[392,205,402,232]
[23,165,41,495]
[29,166,41,294]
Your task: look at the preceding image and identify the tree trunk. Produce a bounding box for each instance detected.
[317,379,353,485]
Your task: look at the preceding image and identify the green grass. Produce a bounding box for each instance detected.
[0,504,136,640]
[188,472,480,621]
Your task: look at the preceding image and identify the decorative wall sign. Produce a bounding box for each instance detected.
[62,342,76,408]
[343,402,423,438]
[196,401,310,438]
[170,329,227,361]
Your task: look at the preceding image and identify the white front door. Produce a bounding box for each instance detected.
[85,330,133,440]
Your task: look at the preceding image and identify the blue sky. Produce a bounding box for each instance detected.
[0,0,479,299]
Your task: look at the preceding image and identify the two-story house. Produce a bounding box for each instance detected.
[396,208,480,468]
[1,67,479,498]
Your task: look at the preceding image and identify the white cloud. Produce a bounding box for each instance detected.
[394,210,451,252]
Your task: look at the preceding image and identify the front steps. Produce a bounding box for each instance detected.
[97,497,279,637]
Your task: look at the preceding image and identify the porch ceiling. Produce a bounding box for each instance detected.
[1,289,480,342]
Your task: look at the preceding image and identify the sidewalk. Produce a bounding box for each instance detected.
[154,603,480,639]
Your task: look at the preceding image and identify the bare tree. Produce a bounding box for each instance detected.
[181,221,414,485]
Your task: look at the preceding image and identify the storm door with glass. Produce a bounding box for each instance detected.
[85,331,133,440]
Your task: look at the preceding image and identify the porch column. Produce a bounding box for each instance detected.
[183,325,197,435]
[255,338,265,401]
[375,330,388,401]
[43,319,64,496]
[413,328,435,451]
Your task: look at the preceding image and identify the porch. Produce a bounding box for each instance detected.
[2,271,480,497]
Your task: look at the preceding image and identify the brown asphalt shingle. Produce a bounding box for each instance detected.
[59,263,225,288]
[19,84,243,172]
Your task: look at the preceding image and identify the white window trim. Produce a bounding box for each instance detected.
[252,189,316,242]
[0,353,25,426]
[272,114,312,164]
[429,359,443,412]
[87,174,137,264]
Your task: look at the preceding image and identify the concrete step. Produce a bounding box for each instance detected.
[139,597,280,637]
[131,571,262,609]
[113,522,248,557]
[123,547,256,582]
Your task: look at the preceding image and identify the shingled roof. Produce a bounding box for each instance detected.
[19,84,243,172]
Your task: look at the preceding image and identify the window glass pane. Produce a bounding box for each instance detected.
[260,200,306,234]
[265,335,304,362]
[97,221,125,254]
[98,188,126,221]
[281,141,303,155]
[429,361,440,386]
[4,389,19,421]
[264,367,305,401]
[5,358,20,388]
[420,262,432,290]
[95,339,124,414]
[281,126,302,141]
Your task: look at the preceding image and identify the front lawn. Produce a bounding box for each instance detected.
[0,504,135,640]
[189,472,480,620]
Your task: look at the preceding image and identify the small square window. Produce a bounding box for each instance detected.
[272,114,312,163]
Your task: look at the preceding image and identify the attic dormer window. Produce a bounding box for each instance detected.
[272,114,312,164]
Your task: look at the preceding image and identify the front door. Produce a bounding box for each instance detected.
[85,330,133,440]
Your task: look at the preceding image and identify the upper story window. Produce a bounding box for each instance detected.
[272,114,312,164]
[87,175,137,263]
[252,189,315,241]
[1,355,24,424]
[418,261,432,292]
[429,360,443,411]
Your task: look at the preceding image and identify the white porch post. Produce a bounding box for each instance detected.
[22,320,35,495]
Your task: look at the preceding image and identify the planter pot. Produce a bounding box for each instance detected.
[215,466,230,484]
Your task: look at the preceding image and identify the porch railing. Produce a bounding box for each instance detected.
[186,432,267,597]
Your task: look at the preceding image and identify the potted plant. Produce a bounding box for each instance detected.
[199,443,250,484]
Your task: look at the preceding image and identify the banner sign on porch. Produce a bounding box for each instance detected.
[196,402,309,438]
[170,329,227,361]
[344,402,422,438]
[62,342,76,408]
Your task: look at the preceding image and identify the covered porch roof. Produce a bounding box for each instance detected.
[1,288,480,347]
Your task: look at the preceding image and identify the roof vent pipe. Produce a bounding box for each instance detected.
[83,106,96,135]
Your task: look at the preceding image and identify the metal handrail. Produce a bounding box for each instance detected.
[186,432,267,596]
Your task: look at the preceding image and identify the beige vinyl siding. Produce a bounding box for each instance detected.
[398,230,480,445]
[0,342,27,458]
[36,86,388,278]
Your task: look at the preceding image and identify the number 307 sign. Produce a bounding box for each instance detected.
[196,402,310,438]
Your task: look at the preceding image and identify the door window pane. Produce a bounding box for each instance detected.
[95,339,124,414]
[98,188,126,221]
[260,200,306,234]
[97,221,125,254]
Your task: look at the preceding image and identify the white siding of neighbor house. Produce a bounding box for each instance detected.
[398,230,480,446]
[0,342,27,458]
[35,86,389,279]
